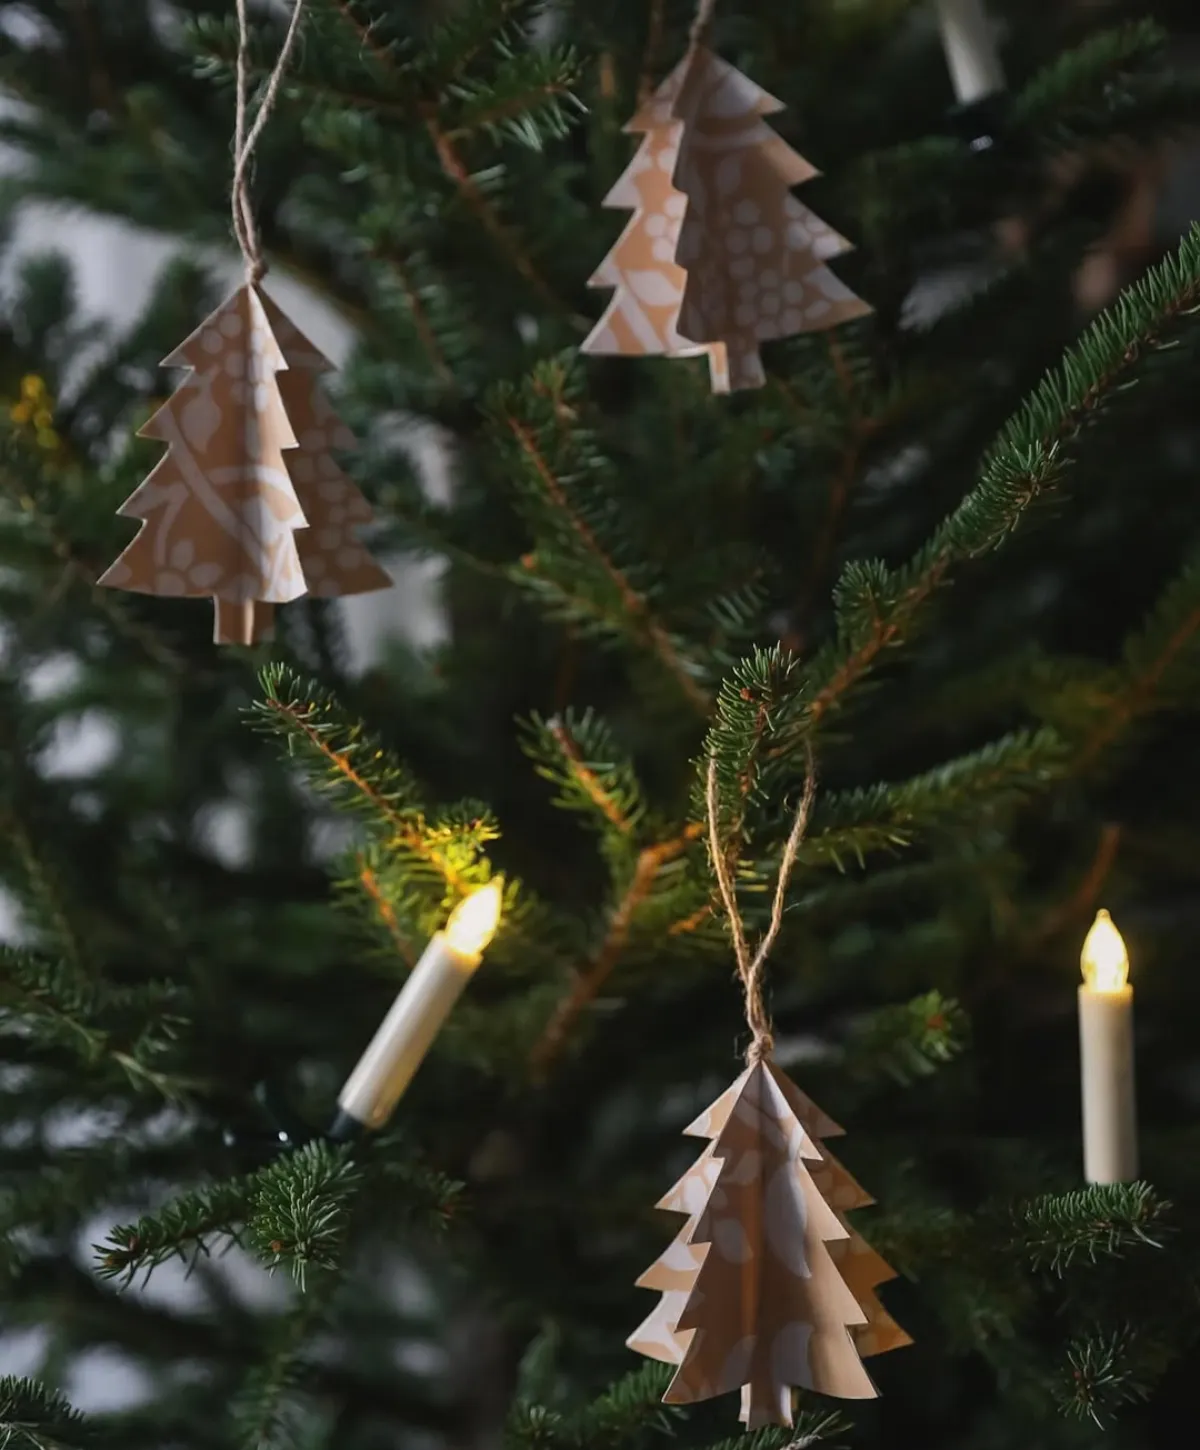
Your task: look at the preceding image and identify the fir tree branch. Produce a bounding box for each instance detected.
[843,991,969,1087]
[1025,824,1121,946]
[764,224,1200,761]
[368,243,457,388]
[1013,1182,1171,1276]
[229,1294,327,1450]
[97,1144,364,1290]
[1012,20,1167,138]
[254,664,495,899]
[795,432,868,642]
[95,1178,250,1285]
[566,1363,679,1444]
[521,709,645,837]
[805,728,1068,866]
[248,1142,362,1292]
[424,115,567,314]
[497,368,711,712]
[529,823,704,1078]
[0,1379,95,1450]
[1057,1325,1168,1427]
[444,52,583,147]
[0,947,192,1101]
[1,813,87,972]
[1076,552,1200,769]
[356,860,418,966]
[702,1420,850,1450]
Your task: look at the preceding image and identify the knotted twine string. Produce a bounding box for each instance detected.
[231,0,308,285]
[687,0,717,52]
[705,748,817,1065]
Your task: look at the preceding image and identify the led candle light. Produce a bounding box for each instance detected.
[935,0,1005,105]
[331,882,503,1138]
[1078,909,1138,1184]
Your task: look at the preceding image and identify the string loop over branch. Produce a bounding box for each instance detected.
[705,749,817,1064]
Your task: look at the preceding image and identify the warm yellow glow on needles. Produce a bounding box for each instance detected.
[1080,909,1129,993]
[444,881,504,957]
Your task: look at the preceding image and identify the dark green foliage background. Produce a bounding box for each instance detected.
[2,3,1200,1449]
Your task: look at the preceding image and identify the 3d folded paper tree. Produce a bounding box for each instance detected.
[99,284,390,645]
[580,56,730,392]
[628,1058,909,1426]
[583,47,869,393]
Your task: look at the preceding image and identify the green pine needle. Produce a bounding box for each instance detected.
[845,991,970,1087]
[1014,1182,1171,1276]
[247,1141,362,1291]
[0,1379,95,1450]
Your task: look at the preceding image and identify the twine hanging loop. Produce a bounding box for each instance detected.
[231,0,308,284]
[705,747,817,1064]
[688,0,718,52]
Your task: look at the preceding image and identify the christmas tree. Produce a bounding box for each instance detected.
[2,5,1200,1450]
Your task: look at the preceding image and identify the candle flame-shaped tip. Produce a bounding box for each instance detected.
[444,880,504,956]
[1081,908,1129,992]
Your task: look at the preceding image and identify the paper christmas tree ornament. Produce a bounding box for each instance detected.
[628,1058,909,1425]
[99,284,390,645]
[580,59,730,393]
[583,46,869,393]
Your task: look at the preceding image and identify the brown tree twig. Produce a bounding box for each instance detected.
[1025,824,1121,949]
[425,116,574,318]
[260,693,475,896]
[1075,603,1200,771]
[369,245,456,387]
[529,823,704,1078]
[548,717,635,833]
[503,412,711,713]
[357,861,417,967]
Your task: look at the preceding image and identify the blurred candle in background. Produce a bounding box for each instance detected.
[935,0,1005,105]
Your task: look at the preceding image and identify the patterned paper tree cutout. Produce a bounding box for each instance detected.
[671,48,870,391]
[255,292,392,603]
[100,284,389,645]
[581,56,730,392]
[628,1058,908,1426]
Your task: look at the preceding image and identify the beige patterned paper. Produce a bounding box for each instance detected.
[628,1059,908,1425]
[255,291,393,603]
[100,284,390,644]
[582,47,869,394]
[581,56,730,393]
[673,49,871,390]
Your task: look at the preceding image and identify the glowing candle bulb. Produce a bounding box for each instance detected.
[444,881,503,956]
[332,882,503,1137]
[1081,909,1129,992]
[1077,909,1137,1184]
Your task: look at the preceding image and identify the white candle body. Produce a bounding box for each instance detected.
[338,933,479,1129]
[1078,984,1137,1184]
[935,0,1005,104]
